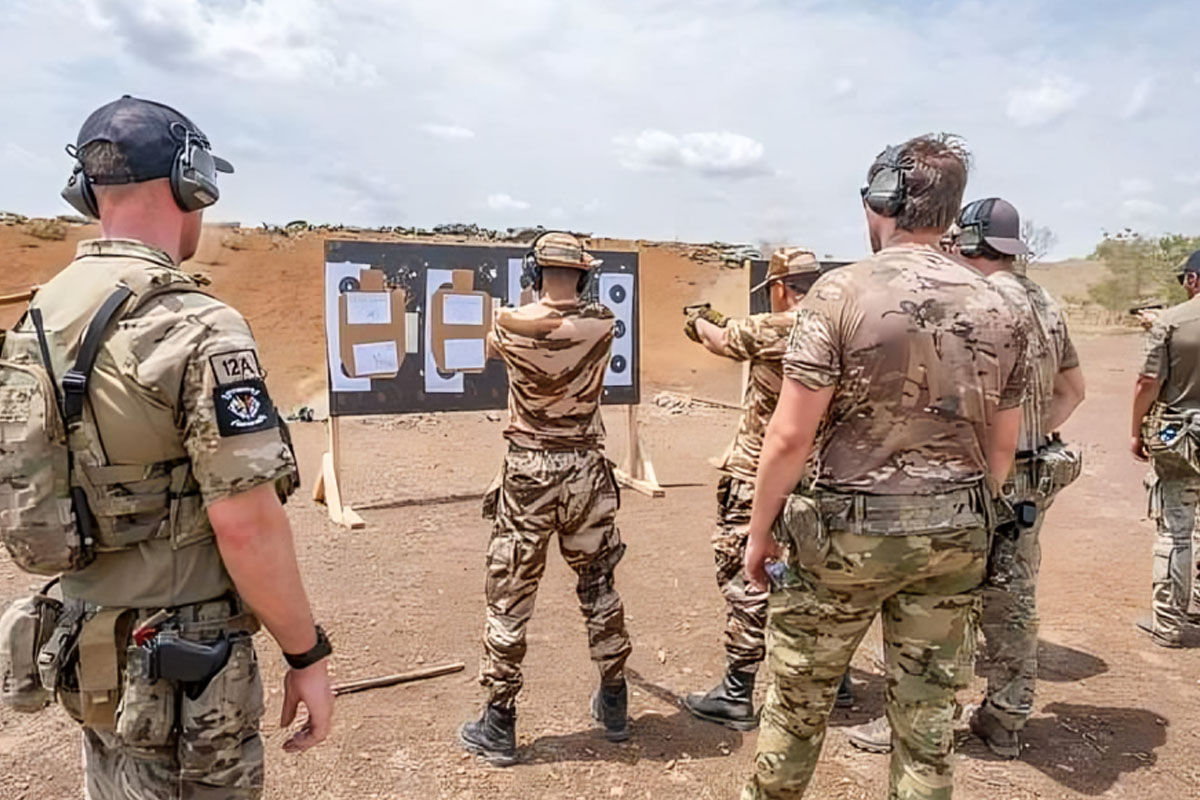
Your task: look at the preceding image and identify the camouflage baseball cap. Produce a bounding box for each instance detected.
[751,247,821,293]
[532,232,600,270]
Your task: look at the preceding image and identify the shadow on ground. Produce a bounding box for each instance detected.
[959,701,1167,795]
[1036,640,1109,682]
[519,669,744,765]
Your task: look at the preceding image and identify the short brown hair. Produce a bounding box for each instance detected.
[867,133,970,232]
[78,141,137,184]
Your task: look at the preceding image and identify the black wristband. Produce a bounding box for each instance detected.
[284,625,332,670]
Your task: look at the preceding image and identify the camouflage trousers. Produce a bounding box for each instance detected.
[480,446,632,708]
[1147,467,1200,641]
[976,464,1048,732]
[743,527,987,800]
[81,600,264,800]
[713,475,768,673]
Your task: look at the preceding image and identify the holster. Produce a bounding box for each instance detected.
[1142,403,1200,478]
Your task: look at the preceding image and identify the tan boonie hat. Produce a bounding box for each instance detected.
[532,232,601,270]
[751,247,821,293]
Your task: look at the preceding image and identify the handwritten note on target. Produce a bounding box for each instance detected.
[346,292,392,325]
[352,341,400,376]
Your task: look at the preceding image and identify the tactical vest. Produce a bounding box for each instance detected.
[0,256,210,575]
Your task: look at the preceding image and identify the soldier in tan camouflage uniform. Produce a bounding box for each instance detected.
[5,97,334,799]
[1132,250,1200,647]
[680,248,853,730]
[741,134,1027,800]
[459,232,632,766]
[846,198,1086,759]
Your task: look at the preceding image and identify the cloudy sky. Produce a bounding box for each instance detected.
[1,0,1198,259]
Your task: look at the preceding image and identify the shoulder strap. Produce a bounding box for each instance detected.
[29,307,65,417]
[58,280,214,425]
[61,286,134,424]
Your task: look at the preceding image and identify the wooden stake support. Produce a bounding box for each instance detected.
[613,404,665,498]
[312,417,365,529]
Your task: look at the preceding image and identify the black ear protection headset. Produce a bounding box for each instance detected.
[860,145,911,218]
[954,199,1001,259]
[61,122,222,219]
[520,232,594,295]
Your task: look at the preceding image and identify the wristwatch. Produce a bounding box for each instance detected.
[284,625,332,670]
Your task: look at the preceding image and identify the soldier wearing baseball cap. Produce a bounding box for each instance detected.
[0,96,333,798]
[1133,247,1200,649]
[680,247,855,730]
[846,196,1086,760]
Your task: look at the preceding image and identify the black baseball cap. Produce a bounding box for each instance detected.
[957,197,1028,257]
[1177,250,1200,277]
[73,95,233,184]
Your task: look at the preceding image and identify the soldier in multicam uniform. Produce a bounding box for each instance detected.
[8,97,334,798]
[459,232,633,765]
[680,248,853,730]
[1132,250,1200,647]
[845,197,1086,759]
[741,134,1027,800]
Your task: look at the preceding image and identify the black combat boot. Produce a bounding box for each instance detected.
[683,669,757,731]
[458,703,517,766]
[591,680,630,742]
[835,673,854,708]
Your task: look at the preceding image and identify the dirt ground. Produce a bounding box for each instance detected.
[0,224,1197,799]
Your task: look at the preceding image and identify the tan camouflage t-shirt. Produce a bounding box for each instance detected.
[489,299,614,450]
[784,244,1025,494]
[718,312,795,482]
[1142,294,1200,412]
[988,270,1079,452]
[39,240,298,608]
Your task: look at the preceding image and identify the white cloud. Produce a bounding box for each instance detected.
[1,142,54,169]
[1180,198,1200,219]
[614,130,767,178]
[487,193,530,211]
[1121,77,1155,119]
[1061,199,1087,210]
[1121,197,1168,221]
[1006,75,1087,127]
[1176,171,1200,186]
[832,77,855,97]
[419,123,476,141]
[83,0,378,85]
[1120,178,1154,195]
[581,199,602,214]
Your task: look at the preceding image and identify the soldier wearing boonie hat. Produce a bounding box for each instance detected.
[681,247,855,730]
[460,231,633,765]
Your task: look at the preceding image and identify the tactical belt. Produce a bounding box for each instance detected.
[810,482,988,536]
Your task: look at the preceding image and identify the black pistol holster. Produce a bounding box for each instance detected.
[142,631,233,699]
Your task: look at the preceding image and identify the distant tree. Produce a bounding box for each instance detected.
[1086,229,1200,311]
[1020,219,1057,264]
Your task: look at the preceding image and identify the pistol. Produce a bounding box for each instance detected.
[1128,303,1164,316]
[145,632,232,695]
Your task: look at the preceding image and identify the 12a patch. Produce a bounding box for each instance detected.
[209,349,263,386]
[213,378,278,437]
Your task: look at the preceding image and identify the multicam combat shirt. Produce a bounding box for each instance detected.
[784,244,1025,495]
[988,270,1079,452]
[490,299,614,450]
[33,239,298,608]
[718,312,796,482]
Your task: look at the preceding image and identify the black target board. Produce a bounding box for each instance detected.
[324,240,640,416]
